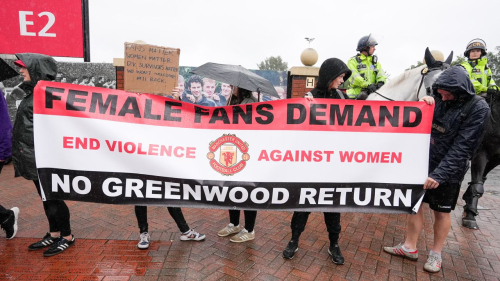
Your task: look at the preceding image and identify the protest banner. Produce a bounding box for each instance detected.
[124,42,180,95]
[33,81,433,214]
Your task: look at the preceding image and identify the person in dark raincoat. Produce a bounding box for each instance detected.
[0,87,20,239]
[384,66,489,273]
[282,58,351,264]
[11,53,75,257]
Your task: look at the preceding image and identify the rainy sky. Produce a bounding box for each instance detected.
[73,0,499,77]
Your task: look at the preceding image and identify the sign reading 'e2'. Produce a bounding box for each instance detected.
[0,0,84,58]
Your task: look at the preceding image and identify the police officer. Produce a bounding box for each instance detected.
[461,39,498,230]
[461,38,499,97]
[346,34,387,100]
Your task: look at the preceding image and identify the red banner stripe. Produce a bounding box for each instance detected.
[34,81,434,134]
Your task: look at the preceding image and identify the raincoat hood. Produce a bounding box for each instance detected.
[432,66,475,100]
[15,53,57,87]
[316,58,352,92]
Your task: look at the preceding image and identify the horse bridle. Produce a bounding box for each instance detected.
[415,68,428,101]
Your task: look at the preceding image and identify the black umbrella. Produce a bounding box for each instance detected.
[191,62,279,100]
[0,58,19,82]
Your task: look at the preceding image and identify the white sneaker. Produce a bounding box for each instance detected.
[180,229,206,241]
[424,253,442,273]
[217,224,241,237]
[230,229,255,243]
[137,232,150,249]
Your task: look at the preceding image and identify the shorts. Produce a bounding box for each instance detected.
[422,182,461,213]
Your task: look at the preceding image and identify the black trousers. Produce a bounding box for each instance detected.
[290,212,341,241]
[0,204,13,224]
[229,210,257,232]
[34,181,72,236]
[134,205,190,233]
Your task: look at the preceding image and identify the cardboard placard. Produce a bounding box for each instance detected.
[124,43,180,95]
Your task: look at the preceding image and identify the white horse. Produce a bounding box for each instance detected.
[367,48,453,101]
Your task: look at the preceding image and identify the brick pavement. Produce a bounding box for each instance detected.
[1,164,499,281]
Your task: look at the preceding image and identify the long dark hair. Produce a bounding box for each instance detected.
[226,87,253,105]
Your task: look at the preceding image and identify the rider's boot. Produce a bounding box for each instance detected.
[462,210,478,230]
[462,182,484,230]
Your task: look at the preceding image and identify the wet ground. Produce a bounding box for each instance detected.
[1,164,499,280]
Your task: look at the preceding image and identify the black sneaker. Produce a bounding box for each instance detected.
[43,235,75,257]
[1,207,19,239]
[282,240,299,259]
[328,244,345,265]
[28,233,58,250]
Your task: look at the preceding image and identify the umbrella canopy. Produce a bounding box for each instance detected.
[191,62,279,98]
[0,58,19,82]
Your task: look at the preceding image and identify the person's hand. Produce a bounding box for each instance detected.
[420,96,435,105]
[304,93,313,101]
[487,87,498,96]
[423,177,439,189]
[367,84,377,93]
[356,92,368,100]
[171,87,181,100]
[186,94,195,103]
[376,81,384,89]
[212,95,220,102]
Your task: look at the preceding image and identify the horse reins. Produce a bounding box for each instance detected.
[372,68,428,102]
[372,90,395,101]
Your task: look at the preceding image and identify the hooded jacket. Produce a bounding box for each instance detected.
[428,66,489,184]
[0,91,12,161]
[309,58,352,99]
[12,53,57,180]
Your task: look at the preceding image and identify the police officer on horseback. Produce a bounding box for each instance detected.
[461,38,499,97]
[346,34,387,100]
[461,39,499,230]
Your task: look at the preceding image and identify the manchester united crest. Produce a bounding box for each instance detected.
[207,134,250,176]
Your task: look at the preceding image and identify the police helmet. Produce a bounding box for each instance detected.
[356,34,378,52]
[464,38,487,57]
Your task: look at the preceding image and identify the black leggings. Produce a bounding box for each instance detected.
[34,181,72,236]
[134,205,190,233]
[229,210,257,232]
[290,212,341,242]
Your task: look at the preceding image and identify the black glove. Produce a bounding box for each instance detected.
[487,87,498,96]
[356,92,368,100]
[377,81,384,89]
[367,84,377,93]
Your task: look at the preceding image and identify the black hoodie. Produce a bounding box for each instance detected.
[309,58,352,99]
[12,53,57,180]
[428,66,489,184]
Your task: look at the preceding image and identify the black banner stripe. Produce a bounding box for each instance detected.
[38,168,425,214]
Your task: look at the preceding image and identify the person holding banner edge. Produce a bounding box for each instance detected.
[11,53,75,257]
[384,66,489,273]
[282,58,351,264]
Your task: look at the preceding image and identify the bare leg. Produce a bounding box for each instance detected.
[404,204,424,250]
[431,211,451,253]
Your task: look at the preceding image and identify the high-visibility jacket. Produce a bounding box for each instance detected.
[346,53,387,98]
[461,57,498,94]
